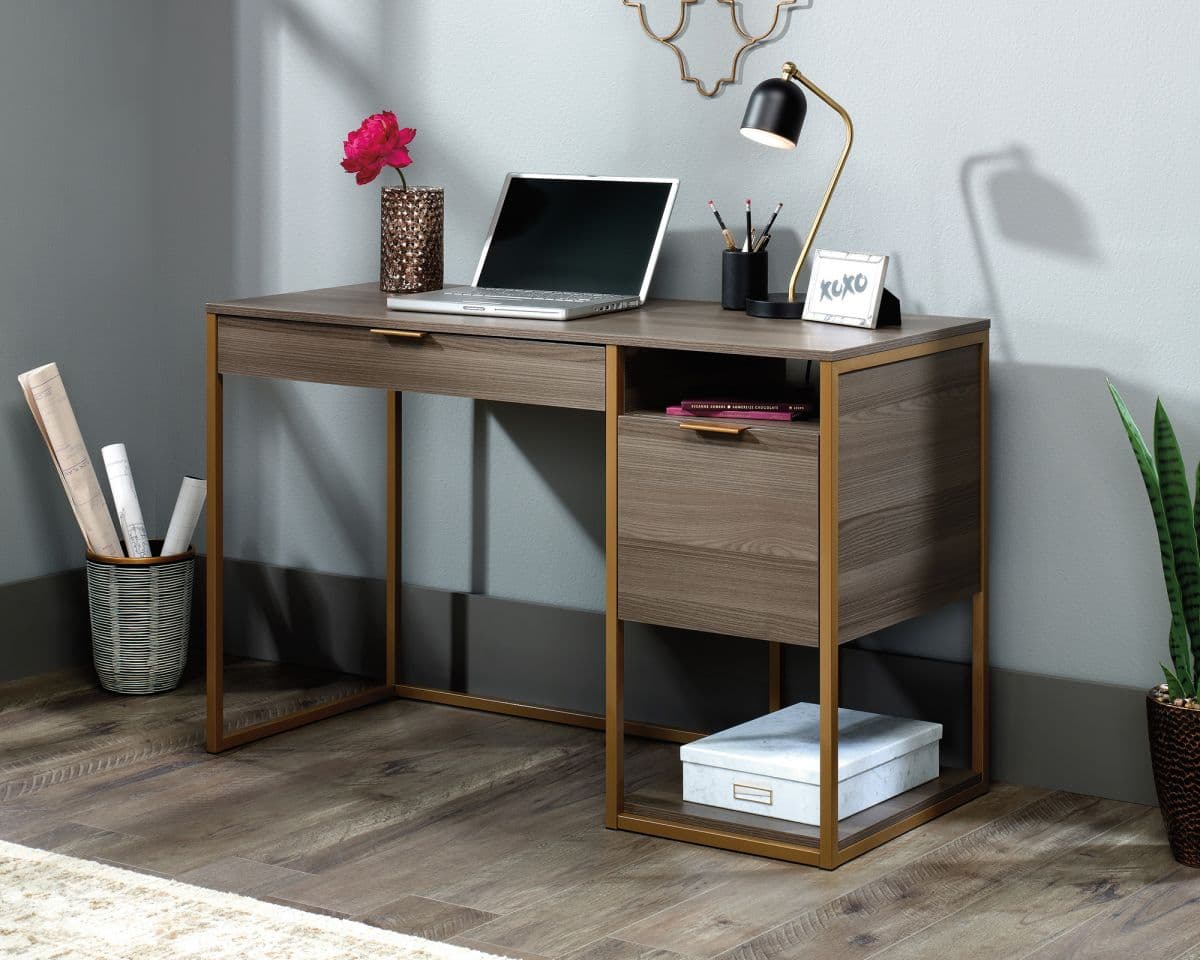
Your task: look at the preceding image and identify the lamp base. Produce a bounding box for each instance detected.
[745,288,903,326]
[744,293,807,319]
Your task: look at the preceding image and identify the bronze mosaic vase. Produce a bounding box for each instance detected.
[1147,692,1200,867]
[380,185,443,294]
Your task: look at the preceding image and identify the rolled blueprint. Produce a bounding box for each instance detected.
[161,476,207,556]
[18,363,122,557]
[101,443,152,558]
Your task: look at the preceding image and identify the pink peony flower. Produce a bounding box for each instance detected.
[341,111,415,187]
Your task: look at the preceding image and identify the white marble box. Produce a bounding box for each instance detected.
[680,702,942,824]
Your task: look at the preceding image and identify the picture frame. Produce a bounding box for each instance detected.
[802,250,892,329]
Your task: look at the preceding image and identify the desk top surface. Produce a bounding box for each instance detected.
[208,283,990,362]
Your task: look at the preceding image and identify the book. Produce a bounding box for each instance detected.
[666,405,801,422]
[680,398,815,417]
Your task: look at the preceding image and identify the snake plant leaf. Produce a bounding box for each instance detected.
[1109,383,1194,687]
[1155,399,1200,660]
[1161,663,1187,700]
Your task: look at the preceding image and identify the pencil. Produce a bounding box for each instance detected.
[744,199,752,252]
[708,200,736,251]
[753,202,782,252]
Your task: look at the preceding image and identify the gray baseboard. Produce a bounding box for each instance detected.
[0,569,91,682]
[4,561,1158,805]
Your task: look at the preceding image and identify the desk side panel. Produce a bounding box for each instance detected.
[837,346,981,642]
[216,316,606,410]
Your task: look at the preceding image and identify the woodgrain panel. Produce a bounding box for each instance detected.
[617,412,818,645]
[837,345,981,641]
[622,766,981,850]
[208,282,990,362]
[216,316,605,410]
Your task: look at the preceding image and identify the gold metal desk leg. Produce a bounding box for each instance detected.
[973,333,990,781]
[605,344,625,828]
[387,390,402,688]
[203,314,392,753]
[818,359,840,869]
[205,313,224,753]
[768,641,782,712]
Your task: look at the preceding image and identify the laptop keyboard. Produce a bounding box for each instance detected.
[457,287,615,304]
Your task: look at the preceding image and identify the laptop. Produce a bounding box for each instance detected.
[386,173,678,321]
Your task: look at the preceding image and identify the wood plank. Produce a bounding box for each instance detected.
[716,793,1140,960]
[353,894,497,940]
[869,808,1172,960]
[618,413,819,645]
[3,671,1176,960]
[217,315,606,410]
[175,856,313,896]
[450,937,555,960]
[261,734,608,913]
[1020,861,1200,960]
[837,345,981,642]
[563,938,702,960]
[430,834,660,916]
[207,283,990,362]
[0,660,376,806]
[613,783,1046,958]
[463,842,752,957]
[18,820,138,856]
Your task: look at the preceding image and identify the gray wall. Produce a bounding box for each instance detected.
[217,0,1200,691]
[2,2,1198,800]
[1,0,158,584]
[0,1,231,584]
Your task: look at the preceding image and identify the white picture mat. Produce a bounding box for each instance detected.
[802,250,889,328]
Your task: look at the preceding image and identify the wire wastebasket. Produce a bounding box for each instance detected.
[86,540,194,695]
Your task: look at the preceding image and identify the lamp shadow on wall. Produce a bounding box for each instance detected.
[860,364,1189,769]
[960,145,1101,357]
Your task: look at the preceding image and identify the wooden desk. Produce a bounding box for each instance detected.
[205,282,990,869]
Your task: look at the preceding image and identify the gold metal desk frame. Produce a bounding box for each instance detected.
[205,284,989,870]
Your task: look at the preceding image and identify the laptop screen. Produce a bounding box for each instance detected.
[475,176,675,295]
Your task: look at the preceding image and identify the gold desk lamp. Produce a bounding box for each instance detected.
[740,62,853,319]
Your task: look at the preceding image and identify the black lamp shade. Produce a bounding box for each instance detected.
[740,77,806,149]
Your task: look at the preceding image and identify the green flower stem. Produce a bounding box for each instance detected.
[395,167,407,190]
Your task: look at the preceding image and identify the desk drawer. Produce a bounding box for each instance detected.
[618,412,819,645]
[217,316,606,410]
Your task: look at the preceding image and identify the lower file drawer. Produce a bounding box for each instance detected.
[617,411,819,645]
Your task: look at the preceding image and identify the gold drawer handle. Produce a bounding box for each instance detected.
[679,421,748,437]
[369,328,427,340]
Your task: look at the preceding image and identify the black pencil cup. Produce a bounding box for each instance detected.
[721,249,768,310]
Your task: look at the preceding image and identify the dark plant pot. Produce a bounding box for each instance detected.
[380,185,444,294]
[1147,692,1200,867]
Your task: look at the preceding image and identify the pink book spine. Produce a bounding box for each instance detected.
[681,399,812,414]
[666,405,798,421]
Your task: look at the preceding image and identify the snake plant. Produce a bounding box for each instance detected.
[1109,383,1200,699]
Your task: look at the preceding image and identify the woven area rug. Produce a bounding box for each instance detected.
[0,840,508,959]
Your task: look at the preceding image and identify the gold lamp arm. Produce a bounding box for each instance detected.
[781,62,854,302]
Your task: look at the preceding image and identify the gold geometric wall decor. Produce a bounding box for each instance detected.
[622,0,797,98]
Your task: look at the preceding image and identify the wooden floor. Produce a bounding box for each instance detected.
[2,664,1198,960]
